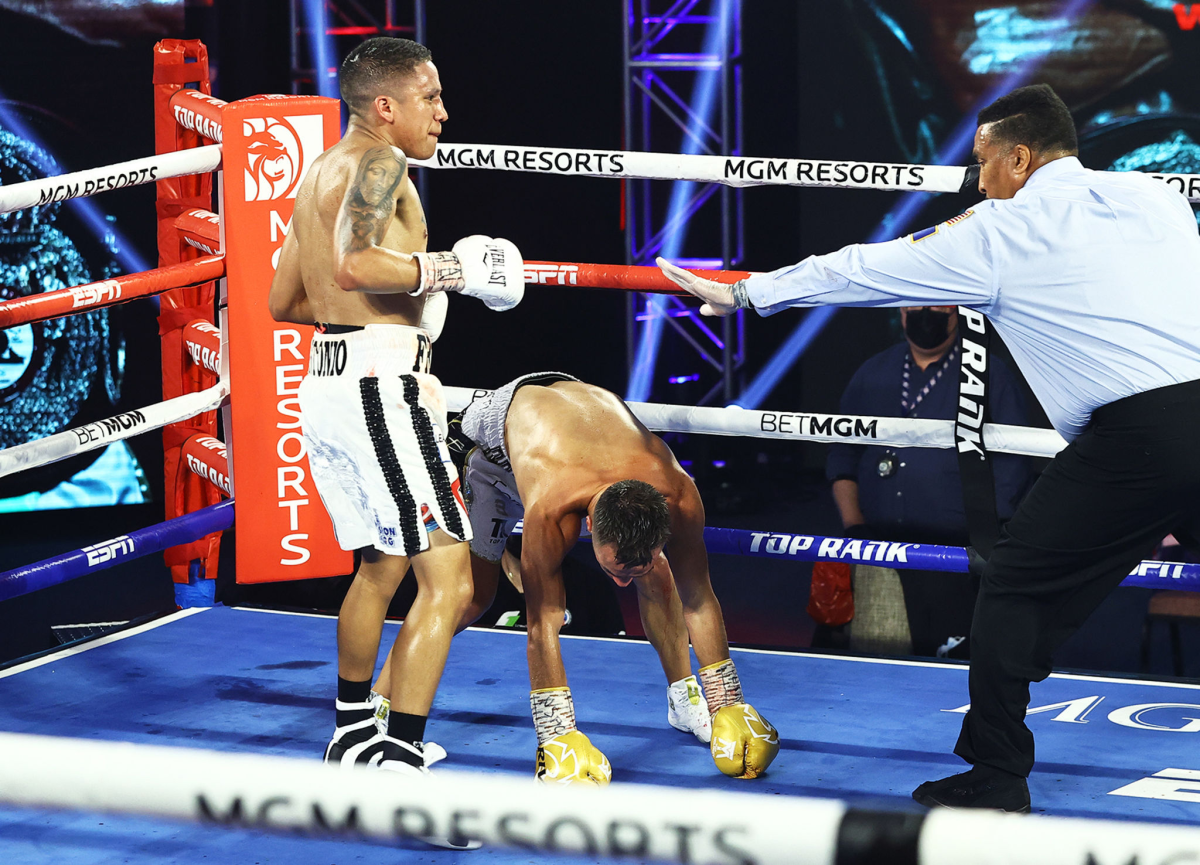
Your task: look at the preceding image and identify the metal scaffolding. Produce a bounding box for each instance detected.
[289,0,425,95]
[288,0,428,197]
[623,0,744,405]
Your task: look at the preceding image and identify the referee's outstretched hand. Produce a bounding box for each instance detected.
[657,256,740,317]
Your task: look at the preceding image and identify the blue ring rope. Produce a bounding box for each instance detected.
[0,500,234,603]
[0,500,1192,602]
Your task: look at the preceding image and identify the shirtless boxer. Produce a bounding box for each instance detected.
[267,37,524,777]
[385,373,780,784]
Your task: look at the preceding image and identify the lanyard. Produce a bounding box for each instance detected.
[901,344,958,417]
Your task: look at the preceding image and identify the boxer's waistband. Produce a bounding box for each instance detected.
[315,323,365,334]
[308,323,432,378]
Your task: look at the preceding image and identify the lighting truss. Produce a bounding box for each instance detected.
[623,0,744,406]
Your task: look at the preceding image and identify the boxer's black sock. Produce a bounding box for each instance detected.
[336,677,373,728]
[387,712,428,767]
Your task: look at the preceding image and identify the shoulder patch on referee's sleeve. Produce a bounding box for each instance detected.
[910,209,974,243]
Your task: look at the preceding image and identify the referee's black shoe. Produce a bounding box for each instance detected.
[913,765,1031,813]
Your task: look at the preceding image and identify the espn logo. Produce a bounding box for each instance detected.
[70,280,122,309]
[1176,4,1200,28]
[524,264,578,285]
[83,536,135,567]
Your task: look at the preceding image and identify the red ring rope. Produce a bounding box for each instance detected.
[524,260,751,294]
[0,256,225,328]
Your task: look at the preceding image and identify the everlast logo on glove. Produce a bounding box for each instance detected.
[416,234,525,311]
[487,245,507,285]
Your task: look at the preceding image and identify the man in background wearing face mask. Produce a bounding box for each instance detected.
[818,305,1036,658]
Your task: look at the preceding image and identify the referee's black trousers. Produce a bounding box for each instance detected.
[955,379,1200,777]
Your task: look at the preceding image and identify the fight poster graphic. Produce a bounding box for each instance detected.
[222,95,351,583]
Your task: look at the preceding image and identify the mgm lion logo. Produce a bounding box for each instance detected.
[242,115,324,202]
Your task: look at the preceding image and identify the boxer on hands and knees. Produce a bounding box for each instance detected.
[446,374,777,784]
[267,37,524,778]
[661,84,1200,812]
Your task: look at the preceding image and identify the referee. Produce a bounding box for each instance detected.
[660,84,1200,812]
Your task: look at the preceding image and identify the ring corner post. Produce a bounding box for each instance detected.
[152,39,224,600]
[220,94,351,585]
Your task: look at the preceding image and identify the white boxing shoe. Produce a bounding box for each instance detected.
[369,690,390,733]
[377,738,482,851]
[667,675,712,743]
[368,693,448,767]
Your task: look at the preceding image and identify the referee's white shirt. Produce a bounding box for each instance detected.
[744,156,1200,440]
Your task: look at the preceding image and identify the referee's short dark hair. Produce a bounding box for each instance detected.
[977,84,1078,156]
[592,480,671,567]
[340,37,432,117]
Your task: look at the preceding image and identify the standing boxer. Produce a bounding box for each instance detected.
[268,37,524,777]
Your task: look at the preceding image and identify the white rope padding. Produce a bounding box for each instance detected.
[916,808,1200,865]
[444,387,1068,458]
[412,144,969,193]
[0,733,1197,864]
[412,144,1200,202]
[0,145,222,215]
[0,382,227,479]
[0,732,839,863]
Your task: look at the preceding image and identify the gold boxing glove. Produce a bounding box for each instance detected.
[710,703,779,779]
[535,730,612,786]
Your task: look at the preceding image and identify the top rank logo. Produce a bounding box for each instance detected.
[243,115,324,202]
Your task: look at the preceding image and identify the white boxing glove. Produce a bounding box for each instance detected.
[413,235,524,312]
[418,290,448,342]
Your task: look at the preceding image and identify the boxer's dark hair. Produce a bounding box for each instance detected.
[340,37,432,117]
[592,480,671,568]
[977,84,1077,156]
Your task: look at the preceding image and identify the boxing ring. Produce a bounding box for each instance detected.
[4,607,1200,865]
[2,43,1200,864]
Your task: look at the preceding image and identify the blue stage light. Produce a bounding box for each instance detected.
[0,96,150,276]
[302,0,339,100]
[737,0,1095,409]
[626,0,732,402]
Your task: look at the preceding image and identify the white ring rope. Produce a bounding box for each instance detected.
[2,139,1192,220]
[444,387,1068,458]
[0,732,1196,864]
[0,145,222,215]
[0,382,227,479]
[412,143,1200,202]
[0,732,837,864]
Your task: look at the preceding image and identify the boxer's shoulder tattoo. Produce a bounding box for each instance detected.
[342,145,407,252]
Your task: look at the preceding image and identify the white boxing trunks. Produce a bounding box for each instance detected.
[458,372,577,563]
[298,324,470,557]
